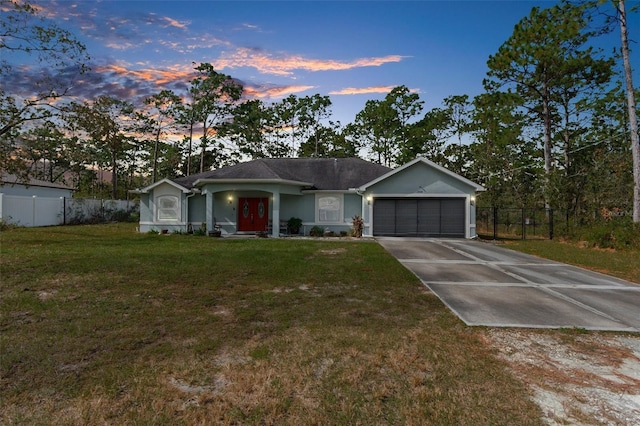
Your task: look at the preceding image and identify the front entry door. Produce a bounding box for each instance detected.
[237,197,269,232]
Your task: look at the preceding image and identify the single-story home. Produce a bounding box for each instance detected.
[133,157,485,238]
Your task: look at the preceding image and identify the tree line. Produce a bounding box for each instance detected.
[1,0,638,223]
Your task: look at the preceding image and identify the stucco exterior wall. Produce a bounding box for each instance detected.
[366,162,472,196]
[280,194,308,222]
[343,193,362,221]
[187,194,206,224]
[138,194,152,232]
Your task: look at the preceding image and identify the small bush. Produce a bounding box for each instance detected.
[287,217,302,234]
[66,200,140,225]
[352,215,364,237]
[108,208,137,223]
[309,226,325,237]
[0,218,20,231]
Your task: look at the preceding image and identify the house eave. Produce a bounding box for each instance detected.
[301,189,358,194]
[133,178,191,194]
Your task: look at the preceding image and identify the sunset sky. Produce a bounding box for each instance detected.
[10,0,638,125]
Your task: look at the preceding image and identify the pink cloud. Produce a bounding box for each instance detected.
[213,48,408,76]
[161,16,189,29]
[329,86,421,95]
[91,62,313,103]
[244,84,315,99]
[95,63,195,86]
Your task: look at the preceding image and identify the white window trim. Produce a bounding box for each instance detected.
[315,193,344,224]
[156,194,180,222]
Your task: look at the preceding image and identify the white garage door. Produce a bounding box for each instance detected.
[373,198,466,237]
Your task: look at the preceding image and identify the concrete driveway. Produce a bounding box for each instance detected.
[377,238,640,332]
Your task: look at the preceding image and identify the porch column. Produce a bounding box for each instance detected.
[362,193,374,237]
[205,190,214,233]
[271,191,280,237]
[362,194,369,236]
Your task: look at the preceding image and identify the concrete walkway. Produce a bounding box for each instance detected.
[377,238,640,332]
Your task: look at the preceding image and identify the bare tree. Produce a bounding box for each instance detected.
[617,0,640,222]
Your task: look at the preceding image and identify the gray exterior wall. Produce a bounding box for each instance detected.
[344,193,363,220]
[280,194,307,222]
[139,194,152,232]
[187,194,206,224]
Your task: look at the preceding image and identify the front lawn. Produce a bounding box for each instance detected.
[503,239,640,284]
[1,223,542,425]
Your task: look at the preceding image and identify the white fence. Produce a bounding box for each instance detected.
[0,194,139,227]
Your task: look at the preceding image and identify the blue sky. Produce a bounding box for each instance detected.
[15,0,639,125]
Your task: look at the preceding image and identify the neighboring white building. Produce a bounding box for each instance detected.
[1,173,74,198]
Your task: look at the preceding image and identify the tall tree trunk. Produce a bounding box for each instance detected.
[290,115,296,157]
[111,149,118,200]
[200,126,206,174]
[187,117,194,176]
[152,126,160,182]
[200,142,205,173]
[618,0,640,222]
[563,97,571,212]
[542,81,553,210]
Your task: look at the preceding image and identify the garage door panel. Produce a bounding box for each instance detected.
[396,200,417,235]
[441,199,465,237]
[373,199,396,236]
[418,199,440,235]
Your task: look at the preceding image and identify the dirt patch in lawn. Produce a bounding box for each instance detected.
[484,329,640,425]
[317,247,347,256]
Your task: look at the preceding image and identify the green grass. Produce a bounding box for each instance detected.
[503,239,640,284]
[1,223,543,425]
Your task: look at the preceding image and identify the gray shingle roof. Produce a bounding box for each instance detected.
[1,173,73,190]
[172,158,392,190]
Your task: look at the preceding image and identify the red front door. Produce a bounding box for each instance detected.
[237,197,269,232]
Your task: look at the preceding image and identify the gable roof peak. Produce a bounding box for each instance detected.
[131,177,190,194]
[360,157,485,191]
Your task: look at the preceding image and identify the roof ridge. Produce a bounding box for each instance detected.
[258,158,283,180]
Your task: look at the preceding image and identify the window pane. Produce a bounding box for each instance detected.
[159,197,177,209]
[158,208,178,220]
[318,196,340,222]
[157,195,179,221]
